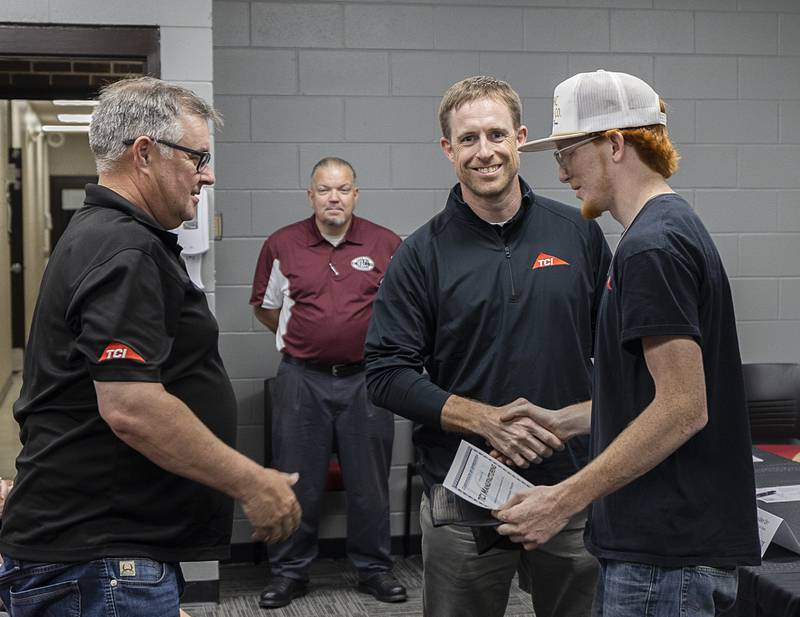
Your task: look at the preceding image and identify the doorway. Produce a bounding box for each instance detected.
[0,23,160,475]
[49,175,98,252]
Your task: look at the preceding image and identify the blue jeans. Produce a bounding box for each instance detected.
[0,556,183,617]
[593,559,738,617]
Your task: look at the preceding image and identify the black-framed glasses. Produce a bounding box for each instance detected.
[553,134,603,169]
[122,137,211,173]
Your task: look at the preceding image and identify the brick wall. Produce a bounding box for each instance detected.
[211,0,800,542]
[0,56,144,94]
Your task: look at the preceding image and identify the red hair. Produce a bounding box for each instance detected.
[603,100,680,178]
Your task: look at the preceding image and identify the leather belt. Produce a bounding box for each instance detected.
[282,354,365,378]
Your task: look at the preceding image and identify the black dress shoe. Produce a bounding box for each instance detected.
[357,571,407,603]
[258,576,307,609]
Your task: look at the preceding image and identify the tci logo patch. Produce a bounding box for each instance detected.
[98,342,145,363]
[532,252,570,270]
[351,256,375,272]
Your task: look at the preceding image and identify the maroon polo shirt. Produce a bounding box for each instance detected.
[250,214,401,364]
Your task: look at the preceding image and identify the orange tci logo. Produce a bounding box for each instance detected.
[532,252,570,270]
[98,342,145,363]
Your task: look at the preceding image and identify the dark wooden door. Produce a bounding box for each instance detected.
[49,176,97,252]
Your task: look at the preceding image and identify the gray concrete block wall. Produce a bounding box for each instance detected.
[212,0,800,544]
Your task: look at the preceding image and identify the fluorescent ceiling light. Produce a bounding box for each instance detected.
[42,125,90,133]
[56,113,93,124]
[52,100,99,107]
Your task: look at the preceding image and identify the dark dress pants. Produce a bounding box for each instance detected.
[268,358,394,580]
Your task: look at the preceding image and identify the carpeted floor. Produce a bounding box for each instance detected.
[183,556,534,616]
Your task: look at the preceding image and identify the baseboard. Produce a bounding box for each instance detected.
[224,535,422,565]
[181,578,219,603]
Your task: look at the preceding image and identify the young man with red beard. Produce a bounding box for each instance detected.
[496,70,760,616]
[365,76,611,617]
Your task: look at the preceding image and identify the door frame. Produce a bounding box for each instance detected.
[0,23,160,99]
[0,23,160,352]
[49,176,98,252]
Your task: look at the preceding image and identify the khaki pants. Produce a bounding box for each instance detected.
[420,493,598,617]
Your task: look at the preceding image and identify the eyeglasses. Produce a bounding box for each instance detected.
[122,137,211,173]
[553,134,603,168]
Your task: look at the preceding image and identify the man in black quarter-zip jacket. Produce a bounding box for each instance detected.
[365,76,611,617]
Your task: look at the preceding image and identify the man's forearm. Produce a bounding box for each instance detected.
[440,394,486,433]
[551,400,592,440]
[254,306,279,333]
[556,387,706,515]
[551,337,708,516]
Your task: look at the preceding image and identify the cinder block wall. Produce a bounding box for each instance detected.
[212,0,800,543]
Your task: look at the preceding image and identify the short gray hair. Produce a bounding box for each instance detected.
[89,76,223,174]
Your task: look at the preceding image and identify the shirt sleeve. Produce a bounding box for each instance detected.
[618,247,702,349]
[68,248,185,382]
[365,240,451,426]
[249,238,284,309]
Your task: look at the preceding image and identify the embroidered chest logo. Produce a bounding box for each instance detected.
[351,256,375,272]
[532,252,570,270]
[98,342,145,363]
[119,560,136,577]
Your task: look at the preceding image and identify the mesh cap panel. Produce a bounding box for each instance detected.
[521,70,667,152]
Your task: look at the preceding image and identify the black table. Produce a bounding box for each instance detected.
[726,448,800,616]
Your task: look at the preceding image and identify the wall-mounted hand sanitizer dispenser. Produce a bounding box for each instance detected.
[173,190,209,289]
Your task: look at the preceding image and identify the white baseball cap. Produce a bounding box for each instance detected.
[520,70,666,152]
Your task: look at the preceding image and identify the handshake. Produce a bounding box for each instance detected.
[478,398,590,468]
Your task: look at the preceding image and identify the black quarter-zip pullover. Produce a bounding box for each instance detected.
[365,178,612,491]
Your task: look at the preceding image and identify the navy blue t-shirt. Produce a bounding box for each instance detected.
[586,193,760,568]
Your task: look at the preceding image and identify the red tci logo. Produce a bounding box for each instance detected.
[98,342,145,363]
[532,252,570,270]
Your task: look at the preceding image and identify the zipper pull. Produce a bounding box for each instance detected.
[329,262,339,276]
[504,246,511,259]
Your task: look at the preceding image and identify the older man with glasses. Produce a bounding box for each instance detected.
[0,76,301,617]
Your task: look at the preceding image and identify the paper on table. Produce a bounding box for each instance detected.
[443,440,533,510]
[757,507,800,557]
[757,485,800,503]
[753,455,763,462]
[758,508,784,557]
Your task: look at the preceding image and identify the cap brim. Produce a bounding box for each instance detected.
[519,131,590,153]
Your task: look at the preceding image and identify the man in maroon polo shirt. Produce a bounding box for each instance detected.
[250,157,406,609]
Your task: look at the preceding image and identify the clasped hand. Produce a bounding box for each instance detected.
[242,469,302,543]
[482,398,564,468]
[493,484,571,550]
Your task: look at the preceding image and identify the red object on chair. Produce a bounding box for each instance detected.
[755,444,800,461]
[325,460,344,491]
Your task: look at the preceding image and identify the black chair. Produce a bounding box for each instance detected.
[742,363,800,442]
[403,462,419,557]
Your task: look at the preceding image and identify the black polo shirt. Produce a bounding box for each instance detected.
[586,193,760,567]
[0,184,237,563]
